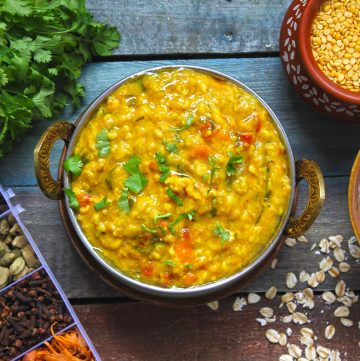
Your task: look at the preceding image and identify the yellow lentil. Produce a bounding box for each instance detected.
[310,0,360,93]
[69,69,291,288]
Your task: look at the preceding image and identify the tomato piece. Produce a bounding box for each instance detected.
[191,144,211,158]
[175,241,192,262]
[199,121,215,140]
[141,263,154,277]
[183,272,197,285]
[77,193,91,207]
[149,160,157,171]
[182,227,191,241]
[240,133,254,144]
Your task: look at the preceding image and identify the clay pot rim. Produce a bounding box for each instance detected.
[298,0,360,105]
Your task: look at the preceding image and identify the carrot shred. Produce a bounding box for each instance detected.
[23,324,95,361]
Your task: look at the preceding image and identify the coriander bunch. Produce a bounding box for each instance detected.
[0,0,120,158]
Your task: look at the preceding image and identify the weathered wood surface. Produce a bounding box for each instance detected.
[87,0,291,56]
[8,176,359,300]
[0,58,359,187]
[74,296,360,361]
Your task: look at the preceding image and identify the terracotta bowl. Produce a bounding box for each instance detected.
[280,0,360,122]
[349,151,360,243]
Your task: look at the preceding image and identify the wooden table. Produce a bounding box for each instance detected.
[1,1,359,360]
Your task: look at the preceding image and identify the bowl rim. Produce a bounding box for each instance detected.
[63,65,296,299]
[349,151,360,242]
[298,0,360,105]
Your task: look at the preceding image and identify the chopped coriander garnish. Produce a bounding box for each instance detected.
[185,263,193,269]
[154,213,172,222]
[63,188,79,210]
[168,211,196,234]
[123,155,148,193]
[164,142,178,153]
[118,187,130,214]
[64,154,83,176]
[140,224,158,234]
[94,196,111,211]
[226,154,243,177]
[166,188,183,206]
[213,223,231,245]
[164,260,176,267]
[155,152,170,182]
[96,129,111,158]
[171,114,195,131]
[155,152,166,164]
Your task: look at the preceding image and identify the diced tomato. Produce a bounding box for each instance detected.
[191,144,211,158]
[77,193,92,207]
[182,227,191,241]
[199,121,215,140]
[141,263,154,277]
[175,241,192,262]
[240,133,254,144]
[149,160,157,171]
[183,272,197,285]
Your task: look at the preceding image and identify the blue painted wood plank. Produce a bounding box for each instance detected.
[0,57,358,187]
[86,0,291,55]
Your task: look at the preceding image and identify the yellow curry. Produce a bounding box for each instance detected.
[65,68,291,288]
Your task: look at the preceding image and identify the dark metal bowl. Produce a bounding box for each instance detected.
[34,65,325,306]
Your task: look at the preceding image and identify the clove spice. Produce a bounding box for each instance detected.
[0,270,73,360]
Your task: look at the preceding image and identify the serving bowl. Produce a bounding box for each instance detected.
[280,0,360,122]
[349,151,360,243]
[34,65,325,306]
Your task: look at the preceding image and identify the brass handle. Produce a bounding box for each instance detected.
[34,121,75,200]
[286,160,325,238]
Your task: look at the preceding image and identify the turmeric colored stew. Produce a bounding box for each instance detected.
[64,68,291,288]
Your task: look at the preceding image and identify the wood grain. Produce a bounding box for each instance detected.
[8,176,360,300]
[74,296,360,361]
[0,58,359,187]
[86,0,291,56]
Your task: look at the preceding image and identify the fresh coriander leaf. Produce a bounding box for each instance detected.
[164,142,177,153]
[64,154,83,176]
[123,155,141,174]
[123,156,148,193]
[125,173,148,193]
[63,188,79,210]
[164,260,176,267]
[155,152,166,164]
[185,263,193,269]
[155,152,170,183]
[166,188,183,206]
[94,196,111,211]
[226,155,244,177]
[154,213,172,222]
[214,223,231,245]
[2,0,31,16]
[168,211,196,234]
[96,129,111,158]
[171,114,195,131]
[159,166,170,182]
[118,187,130,214]
[141,224,158,234]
